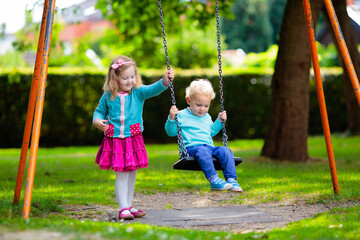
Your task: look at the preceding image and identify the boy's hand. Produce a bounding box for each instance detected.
[93,119,109,131]
[218,111,227,123]
[169,105,178,120]
[163,68,174,86]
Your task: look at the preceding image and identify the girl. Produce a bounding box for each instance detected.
[93,55,174,220]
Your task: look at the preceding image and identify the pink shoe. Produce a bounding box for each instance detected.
[119,208,134,220]
[129,206,146,218]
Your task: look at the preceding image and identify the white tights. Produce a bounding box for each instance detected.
[114,170,137,211]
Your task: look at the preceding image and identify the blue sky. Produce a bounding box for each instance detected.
[0,0,84,34]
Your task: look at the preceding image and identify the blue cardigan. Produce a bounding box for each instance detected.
[93,79,167,138]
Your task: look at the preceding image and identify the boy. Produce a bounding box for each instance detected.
[165,79,242,192]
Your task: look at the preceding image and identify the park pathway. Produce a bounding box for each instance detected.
[132,206,282,227]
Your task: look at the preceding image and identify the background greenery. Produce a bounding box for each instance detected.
[0,0,332,70]
[0,67,346,148]
[222,0,285,53]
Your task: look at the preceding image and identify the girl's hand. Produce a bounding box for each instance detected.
[218,111,227,123]
[163,68,174,86]
[93,119,109,131]
[169,105,178,120]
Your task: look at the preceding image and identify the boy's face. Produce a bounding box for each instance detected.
[186,93,212,117]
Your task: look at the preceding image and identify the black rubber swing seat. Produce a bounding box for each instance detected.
[173,156,243,171]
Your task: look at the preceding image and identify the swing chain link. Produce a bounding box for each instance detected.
[158,0,188,157]
[215,0,228,147]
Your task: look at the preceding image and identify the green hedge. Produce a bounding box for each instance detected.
[0,68,346,148]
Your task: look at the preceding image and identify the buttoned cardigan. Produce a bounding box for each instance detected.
[93,79,167,138]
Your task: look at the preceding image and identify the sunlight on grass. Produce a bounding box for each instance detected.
[1,137,359,204]
[308,136,360,163]
[0,216,238,240]
[0,136,359,239]
[266,206,360,239]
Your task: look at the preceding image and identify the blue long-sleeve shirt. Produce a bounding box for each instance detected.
[93,79,167,138]
[165,108,223,148]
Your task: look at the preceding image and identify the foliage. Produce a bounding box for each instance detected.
[308,70,348,134]
[238,41,341,69]
[241,44,278,68]
[0,50,27,68]
[8,8,84,69]
[51,33,96,67]
[11,10,39,53]
[222,0,283,53]
[0,136,359,238]
[166,19,220,69]
[5,0,234,70]
[1,0,341,70]
[97,17,221,69]
[94,0,235,69]
[6,4,104,69]
[268,0,288,43]
[0,67,349,148]
[317,43,340,67]
[0,23,5,38]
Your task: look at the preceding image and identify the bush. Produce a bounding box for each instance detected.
[0,68,347,148]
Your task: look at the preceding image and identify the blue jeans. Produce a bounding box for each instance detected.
[186,144,237,181]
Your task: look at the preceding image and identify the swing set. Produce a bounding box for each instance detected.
[157,0,242,171]
[12,0,360,219]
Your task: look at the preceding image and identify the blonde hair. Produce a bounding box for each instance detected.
[103,55,143,100]
[185,79,216,100]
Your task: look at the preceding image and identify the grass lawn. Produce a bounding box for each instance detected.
[0,136,359,239]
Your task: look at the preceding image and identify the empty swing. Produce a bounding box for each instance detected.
[157,0,243,171]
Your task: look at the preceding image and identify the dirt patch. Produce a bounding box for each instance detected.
[63,191,358,233]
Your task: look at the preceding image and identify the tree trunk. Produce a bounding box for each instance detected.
[261,0,323,162]
[322,0,360,135]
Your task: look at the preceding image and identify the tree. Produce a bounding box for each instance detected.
[261,0,324,162]
[322,0,360,135]
[10,8,68,68]
[12,10,37,52]
[95,0,234,68]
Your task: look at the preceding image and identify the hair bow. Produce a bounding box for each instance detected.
[111,60,133,70]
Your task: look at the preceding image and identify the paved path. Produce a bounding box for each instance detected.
[132,206,283,226]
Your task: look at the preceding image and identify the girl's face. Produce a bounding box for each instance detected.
[118,65,136,93]
[186,93,212,117]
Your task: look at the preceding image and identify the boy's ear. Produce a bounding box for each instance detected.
[186,96,191,105]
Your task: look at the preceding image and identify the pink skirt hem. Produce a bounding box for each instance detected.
[95,134,149,172]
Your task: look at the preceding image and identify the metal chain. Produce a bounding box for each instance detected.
[158,0,188,157]
[215,0,228,146]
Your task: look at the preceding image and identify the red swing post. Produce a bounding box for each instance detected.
[302,0,340,195]
[323,0,360,107]
[12,0,56,219]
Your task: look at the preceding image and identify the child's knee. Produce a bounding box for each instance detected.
[220,146,233,156]
[196,146,212,158]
